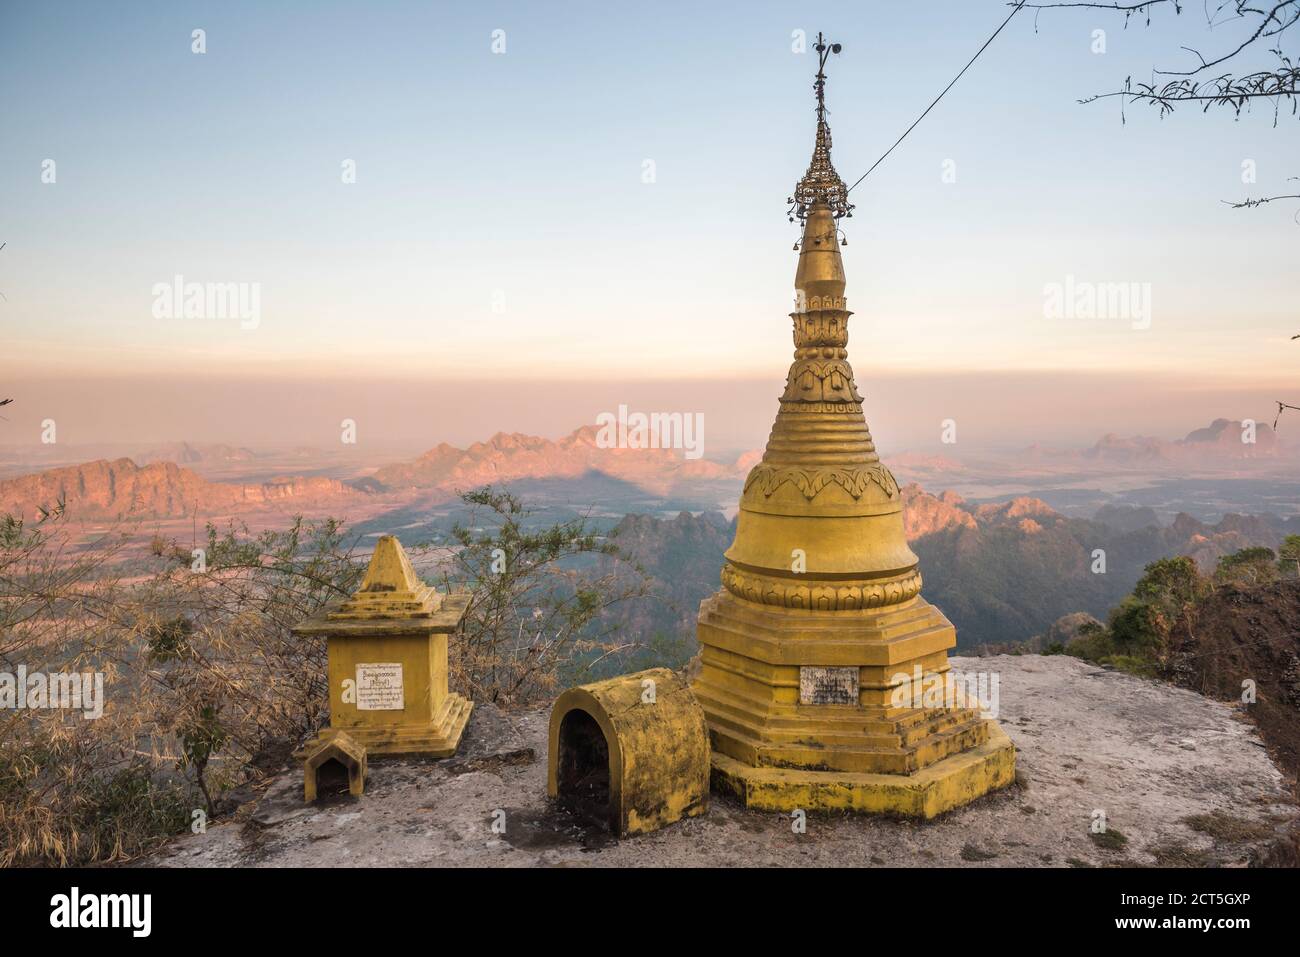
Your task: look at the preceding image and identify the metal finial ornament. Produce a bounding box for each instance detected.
[787,33,854,225]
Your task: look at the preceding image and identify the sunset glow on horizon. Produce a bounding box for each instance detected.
[3,0,1297,449]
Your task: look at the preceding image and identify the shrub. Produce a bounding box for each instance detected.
[426,487,652,705]
[1066,557,1207,675]
[1277,536,1300,578]
[1215,547,1279,586]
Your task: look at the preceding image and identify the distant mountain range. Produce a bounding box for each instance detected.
[135,442,259,465]
[1026,418,1284,464]
[4,420,1296,649]
[602,485,1300,651]
[0,426,748,520]
[372,425,744,496]
[0,458,356,520]
[899,485,1299,647]
[0,419,1289,524]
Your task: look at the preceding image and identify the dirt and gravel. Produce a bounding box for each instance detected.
[149,654,1297,868]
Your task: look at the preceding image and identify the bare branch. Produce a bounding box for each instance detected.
[1156,2,1299,76]
[1080,60,1300,118]
[1025,0,1300,110]
[1016,1,1177,11]
[1222,192,1300,207]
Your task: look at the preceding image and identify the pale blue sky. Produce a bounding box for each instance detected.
[1,0,1297,447]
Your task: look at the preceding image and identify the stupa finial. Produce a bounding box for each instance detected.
[788,33,854,224]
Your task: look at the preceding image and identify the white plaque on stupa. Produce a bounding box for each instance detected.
[355,663,405,711]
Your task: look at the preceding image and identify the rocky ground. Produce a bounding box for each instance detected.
[149,655,1298,868]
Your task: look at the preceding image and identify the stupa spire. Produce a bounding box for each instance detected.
[731,34,909,586]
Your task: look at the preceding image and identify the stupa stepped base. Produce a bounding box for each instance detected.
[693,588,1015,815]
[694,679,992,774]
[710,722,1016,819]
[316,693,473,758]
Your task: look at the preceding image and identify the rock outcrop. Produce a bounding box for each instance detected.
[148,656,1297,868]
[373,426,743,496]
[0,458,360,519]
[135,442,258,465]
[1061,419,1282,464]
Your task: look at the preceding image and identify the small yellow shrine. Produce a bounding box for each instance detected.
[690,37,1015,817]
[294,535,472,757]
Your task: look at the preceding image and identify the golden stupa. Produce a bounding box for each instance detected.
[691,37,1015,817]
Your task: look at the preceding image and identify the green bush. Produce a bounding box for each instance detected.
[1066,557,1206,675]
[1277,536,1300,578]
[1215,547,1278,585]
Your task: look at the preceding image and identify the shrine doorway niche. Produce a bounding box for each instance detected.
[554,708,613,830]
[546,669,710,838]
[315,757,351,798]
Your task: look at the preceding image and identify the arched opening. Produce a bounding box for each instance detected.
[315,757,351,798]
[555,709,611,829]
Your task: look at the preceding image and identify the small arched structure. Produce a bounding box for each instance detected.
[303,731,367,802]
[547,668,710,837]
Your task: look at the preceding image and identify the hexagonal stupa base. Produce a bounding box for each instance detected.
[710,721,1015,819]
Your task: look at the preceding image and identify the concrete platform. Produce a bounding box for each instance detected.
[710,722,1016,819]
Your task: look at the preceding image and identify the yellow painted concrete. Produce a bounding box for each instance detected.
[301,730,367,802]
[711,723,1017,819]
[548,668,709,837]
[293,535,472,757]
